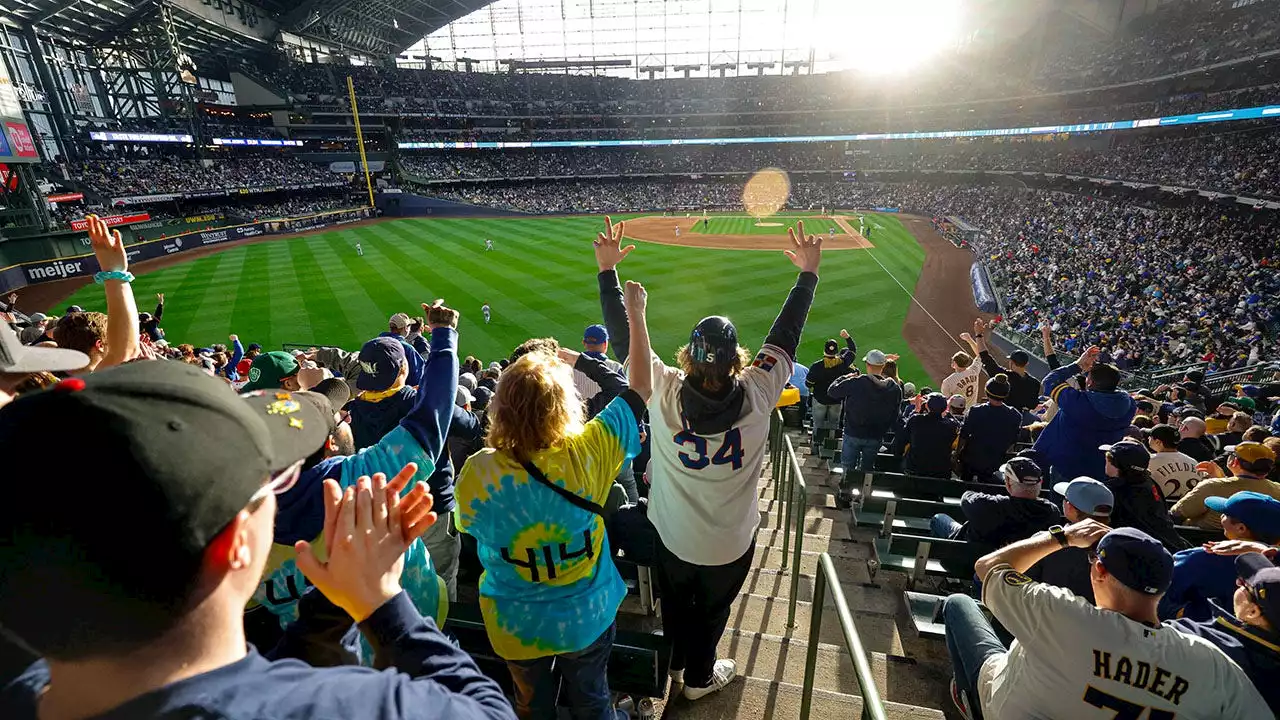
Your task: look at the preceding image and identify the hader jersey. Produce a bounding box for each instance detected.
[643,344,792,566]
[977,564,1269,719]
[942,361,984,409]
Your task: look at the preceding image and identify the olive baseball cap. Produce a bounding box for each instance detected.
[242,351,300,392]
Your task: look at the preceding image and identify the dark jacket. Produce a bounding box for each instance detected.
[978,351,1041,412]
[806,338,857,405]
[1158,547,1237,621]
[956,491,1061,559]
[1173,607,1280,714]
[893,412,958,478]
[1026,546,1094,603]
[351,387,419,451]
[1105,472,1191,552]
[958,402,1023,477]
[828,373,902,441]
[1,592,515,720]
[141,301,164,342]
[1178,436,1215,463]
[1035,362,1136,480]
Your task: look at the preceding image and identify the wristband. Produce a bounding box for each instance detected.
[94,270,135,284]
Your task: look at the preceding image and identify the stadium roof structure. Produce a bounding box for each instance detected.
[3,0,494,60]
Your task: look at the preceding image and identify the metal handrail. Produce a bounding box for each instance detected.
[800,553,889,720]
[766,415,886,720]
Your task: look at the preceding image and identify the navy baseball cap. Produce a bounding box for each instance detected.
[583,324,608,344]
[355,337,406,392]
[1237,553,1280,627]
[1100,439,1151,470]
[1096,527,1174,595]
[1001,456,1043,485]
[1053,477,1115,516]
[1205,491,1280,542]
[925,392,947,413]
[689,316,738,365]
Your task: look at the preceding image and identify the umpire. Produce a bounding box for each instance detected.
[806,331,857,450]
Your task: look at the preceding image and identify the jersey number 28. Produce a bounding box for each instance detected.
[674,427,744,470]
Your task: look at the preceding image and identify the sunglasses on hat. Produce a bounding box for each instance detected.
[247,459,304,507]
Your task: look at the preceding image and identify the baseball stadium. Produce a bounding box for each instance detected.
[1,1,1280,719]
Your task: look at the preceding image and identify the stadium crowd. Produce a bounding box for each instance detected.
[70,157,336,198]
[2,209,1279,720]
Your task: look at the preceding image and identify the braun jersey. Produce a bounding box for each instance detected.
[641,344,792,566]
[1147,450,1202,500]
[977,564,1269,719]
[941,362,984,410]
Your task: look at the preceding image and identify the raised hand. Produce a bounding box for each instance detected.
[229,334,238,342]
[295,465,435,623]
[422,299,459,330]
[973,317,987,336]
[157,293,165,303]
[624,279,647,315]
[1078,345,1101,372]
[86,214,127,273]
[556,347,581,366]
[594,215,635,272]
[839,329,850,339]
[784,220,822,275]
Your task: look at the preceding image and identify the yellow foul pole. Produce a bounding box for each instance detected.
[346,76,376,208]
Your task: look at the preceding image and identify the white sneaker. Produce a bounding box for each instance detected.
[668,668,684,687]
[682,659,737,700]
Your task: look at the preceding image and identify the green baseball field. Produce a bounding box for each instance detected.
[53,213,933,382]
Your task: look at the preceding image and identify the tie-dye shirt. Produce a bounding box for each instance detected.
[456,391,643,660]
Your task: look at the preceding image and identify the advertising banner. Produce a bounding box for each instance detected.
[69,212,151,231]
[47,192,84,203]
[5,122,37,158]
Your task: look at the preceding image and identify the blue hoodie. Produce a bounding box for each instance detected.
[1034,362,1136,480]
[252,327,458,630]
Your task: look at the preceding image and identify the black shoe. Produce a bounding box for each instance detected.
[835,492,853,510]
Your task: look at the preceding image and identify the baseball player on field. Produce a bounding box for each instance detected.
[484,238,494,251]
[356,242,363,257]
[592,215,822,702]
[944,521,1269,719]
[481,302,491,324]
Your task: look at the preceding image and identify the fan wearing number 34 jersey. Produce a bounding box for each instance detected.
[592,216,821,700]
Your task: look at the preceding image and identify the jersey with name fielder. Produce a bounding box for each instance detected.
[1147,450,1202,500]
[942,362,983,409]
[977,564,1268,719]
[644,344,792,566]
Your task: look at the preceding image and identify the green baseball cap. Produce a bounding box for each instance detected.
[242,351,300,392]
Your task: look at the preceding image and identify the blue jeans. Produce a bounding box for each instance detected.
[507,623,621,720]
[840,436,881,489]
[930,514,963,539]
[943,594,1007,719]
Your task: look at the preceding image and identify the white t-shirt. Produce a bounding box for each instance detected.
[641,344,792,566]
[941,362,983,410]
[977,564,1269,719]
[1147,450,1202,500]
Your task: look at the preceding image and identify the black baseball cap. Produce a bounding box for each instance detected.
[355,336,406,392]
[1100,439,1151,470]
[689,316,738,365]
[0,362,327,630]
[1237,553,1280,628]
[1096,527,1174,595]
[1001,456,1043,484]
[824,339,839,357]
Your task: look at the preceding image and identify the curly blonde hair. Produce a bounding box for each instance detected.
[676,343,753,393]
[486,350,584,461]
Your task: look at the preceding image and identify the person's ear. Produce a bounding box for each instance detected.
[325,435,338,454]
[205,509,254,573]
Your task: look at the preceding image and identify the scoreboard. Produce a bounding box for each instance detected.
[0,62,39,163]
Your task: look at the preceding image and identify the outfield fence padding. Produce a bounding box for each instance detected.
[970,262,998,314]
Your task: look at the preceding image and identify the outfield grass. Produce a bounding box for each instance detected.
[54,213,934,382]
[690,215,859,236]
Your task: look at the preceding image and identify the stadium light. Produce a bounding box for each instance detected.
[824,0,963,75]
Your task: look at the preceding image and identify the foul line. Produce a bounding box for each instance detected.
[859,223,968,353]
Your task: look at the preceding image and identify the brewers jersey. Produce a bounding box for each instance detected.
[642,344,792,566]
[977,564,1269,719]
[942,362,983,410]
[1147,450,1202,500]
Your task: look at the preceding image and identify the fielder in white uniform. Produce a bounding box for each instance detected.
[943,332,985,410]
[356,242,363,257]
[481,303,491,324]
[592,215,823,702]
[944,520,1269,720]
[484,238,493,251]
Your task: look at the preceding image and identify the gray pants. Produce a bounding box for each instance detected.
[423,508,460,602]
[615,459,639,505]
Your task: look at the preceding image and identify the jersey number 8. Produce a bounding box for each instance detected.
[674,427,744,471]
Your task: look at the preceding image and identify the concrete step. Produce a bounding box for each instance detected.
[757,511,843,536]
[755,527,861,555]
[728,591,903,655]
[758,498,849,524]
[753,545,871,575]
[656,675,944,720]
[717,627,950,707]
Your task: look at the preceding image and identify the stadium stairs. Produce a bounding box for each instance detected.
[633,425,951,720]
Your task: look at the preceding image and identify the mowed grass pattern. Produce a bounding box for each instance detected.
[690,215,861,236]
[55,213,935,382]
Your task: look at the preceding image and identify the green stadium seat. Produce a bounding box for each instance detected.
[902,591,947,641]
[869,532,976,588]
